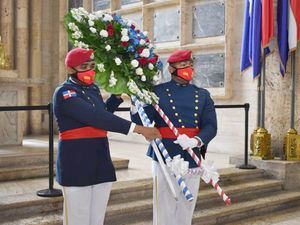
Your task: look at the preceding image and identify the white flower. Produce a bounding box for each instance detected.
[114,57,122,66]
[90,53,94,59]
[126,19,132,27]
[109,71,117,87]
[139,39,146,45]
[105,45,111,51]
[143,31,148,36]
[72,31,83,39]
[148,44,154,49]
[97,63,105,72]
[74,40,89,49]
[103,13,113,22]
[68,22,78,31]
[148,63,154,70]
[88,20,94,27]
[150,91,159,104]
[140,48,150,58]
[89,27,97,33]
[99,30,108,38]
[135,67,143,76]
[94,11,103,19]
[88,14,96,21]
[121,35,129,42]
[77,7,89,17]
[131,60,139,68]
[121,28,128,36]
[142,89,153,104]
[141,75,146,82]
[70,10,82,22]
[153,75,159,82]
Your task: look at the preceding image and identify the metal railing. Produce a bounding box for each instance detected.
[0,103,62,197]
[117,103,255,170]
[0,102,255,198]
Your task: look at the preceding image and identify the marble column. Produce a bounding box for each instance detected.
[0,0,14,68]
[83,0,92,12]
[59,0,68,83]
[16,0,29,134]
[29,0,42,134]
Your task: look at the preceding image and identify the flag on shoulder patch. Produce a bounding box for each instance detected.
[63,90,77,100]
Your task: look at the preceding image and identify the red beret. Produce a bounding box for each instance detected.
[65,48,94,67]
[167,50,192,63]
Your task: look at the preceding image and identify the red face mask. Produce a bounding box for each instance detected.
[77,69,96,85]
[173,67,194,81]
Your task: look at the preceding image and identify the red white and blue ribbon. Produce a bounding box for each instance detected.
[153,103,231,205]
[132,96,193,202]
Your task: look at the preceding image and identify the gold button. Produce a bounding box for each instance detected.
[195,106,198,110]
[195,120,198,123]
[175,113,179,116]
[82,91,85,94]
[87,97,90,99]
[194,113,198,117]
[93,103,95,107]
[170,100,173,103]
[181,125,185,128]
[168,94,171,97]
[178,119,182,122]
[166,88,169,92]
[172,106,176,110]
[195,100,199,103]
[195,95,199,98]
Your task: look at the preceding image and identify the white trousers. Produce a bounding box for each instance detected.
[152,161,201,225]
[62,182,112,225]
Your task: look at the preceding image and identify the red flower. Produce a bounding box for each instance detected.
[148,55,158,64]
[137,48,144,54]
[136,29,140,33]
[145,37,150,43]
[138,58,147,66]
[107,24,114,36]
[121,41,129,47]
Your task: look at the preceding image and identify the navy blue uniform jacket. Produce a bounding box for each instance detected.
[53,79,131,186]
[131,80,217,168]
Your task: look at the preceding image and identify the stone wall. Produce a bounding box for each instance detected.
[212,0,300,157]
[0,0,299,155]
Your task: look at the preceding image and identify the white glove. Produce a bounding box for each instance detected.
[174,134,199,150]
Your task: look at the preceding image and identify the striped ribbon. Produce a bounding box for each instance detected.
[153,103,231,205]
[132,96,193,202]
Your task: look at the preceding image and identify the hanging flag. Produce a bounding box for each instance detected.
[277,0,289,76]
[262,0,274,48]
[289,0,300,51]
[241,0,264,79]
[240,0,252,73]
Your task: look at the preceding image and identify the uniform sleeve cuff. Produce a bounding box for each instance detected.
[128,123,136,134]
[194,136,204,147]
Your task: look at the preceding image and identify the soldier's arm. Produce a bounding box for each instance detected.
[196,90,217,146]
[105,94,124,113]
[56,89,131,134]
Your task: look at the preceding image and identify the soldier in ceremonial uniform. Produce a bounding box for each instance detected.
[131,49,217,225]
[53,48,161,225]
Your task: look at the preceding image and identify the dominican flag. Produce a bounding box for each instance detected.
[63,90,77,100]
[240,0,274,79]
[277,0,300,76]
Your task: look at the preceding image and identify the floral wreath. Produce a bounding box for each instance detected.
[64,7,162,104]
